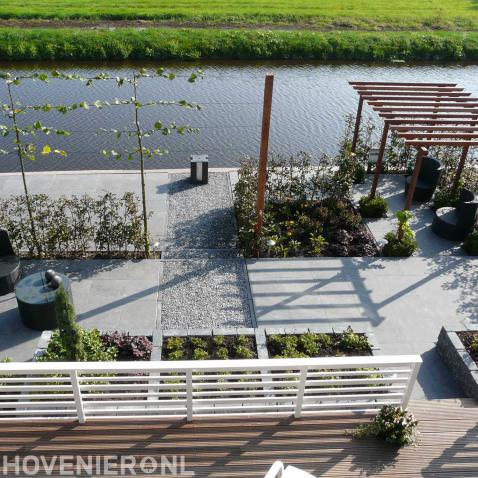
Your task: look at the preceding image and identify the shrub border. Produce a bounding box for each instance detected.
[437,326,478,399]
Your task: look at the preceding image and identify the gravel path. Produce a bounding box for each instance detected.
[166,173,238,252]
[160,259,252,328]
[160,172,254,328]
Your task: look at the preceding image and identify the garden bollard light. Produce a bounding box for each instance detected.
[190,154,209,184]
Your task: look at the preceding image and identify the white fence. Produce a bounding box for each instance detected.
[0,355,421,423]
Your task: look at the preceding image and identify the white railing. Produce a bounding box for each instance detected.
[0,355,421,423]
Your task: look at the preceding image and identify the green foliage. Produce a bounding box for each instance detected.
[1,29,478,62]
[470,336,478,355]
[3,0,478,31]
[309,234,328,256]
[212,335,225,346]
[464,230,478,256]
[215,347,229,360]
[39,328,118,362]
[234,345,254,359]
[383,210,417,257]
[234,154,377,258]
[0,192,146,258]
[54,286,83,361]
[193,348,210,360]
[354,405,419,446]
[432,189,459,210]
[359,195,388,218]
[190,337,207,349]
[339,326,370,353]
[268,328,372,358]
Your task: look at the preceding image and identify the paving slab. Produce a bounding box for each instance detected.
[353,174,463,256]
[247,256,478,399]
[0,259,162,361]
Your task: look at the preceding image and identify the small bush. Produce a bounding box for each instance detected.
[190,337,207,349]
[353,164,367,184]
[339,326,371,353]
[464,230,478,255]
[382,210,417,257]
[353,405,419,446]
[215,347,229,360]
[101,331,153,361]
[39,328,118,362]
[359,195,388,218]
[432,189,459,210]
[212,335,225,346]
[193,348,210,360]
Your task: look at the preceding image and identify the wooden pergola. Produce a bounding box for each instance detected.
[349,81,478,209]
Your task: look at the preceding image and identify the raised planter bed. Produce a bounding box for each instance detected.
[35,330,153,361]
[437,327,478,399]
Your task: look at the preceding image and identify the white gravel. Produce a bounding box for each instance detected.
[160,259,253,328]
[160,172,253,328]
[166,173,238,251]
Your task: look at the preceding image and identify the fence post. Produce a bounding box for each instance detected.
[255,74,274,242]
[402,361,421,408]
[70,371,86,424]
[186,370,193,421]
[294,367,308,418]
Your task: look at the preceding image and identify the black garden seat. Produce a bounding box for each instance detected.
[432,189,478,241]
[405,156,444,203]
[0,228,21,295]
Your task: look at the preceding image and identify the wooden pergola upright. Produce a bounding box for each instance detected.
[349,81,478,209]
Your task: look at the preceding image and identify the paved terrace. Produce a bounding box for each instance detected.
[0,400,476,478]
[0,171,477,401]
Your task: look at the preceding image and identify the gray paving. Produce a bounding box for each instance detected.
[353,174,463,256]
[247,256,478,399]
[0,259,162,361]
[0,171,170,243]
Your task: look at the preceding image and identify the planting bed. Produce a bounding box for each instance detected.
[267,327,373,358]
[457,331,478,364]
[162,335,257,361]
[262,198,377,258]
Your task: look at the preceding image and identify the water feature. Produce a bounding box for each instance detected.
[1,60,477,172]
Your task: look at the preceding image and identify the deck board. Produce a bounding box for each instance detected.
[0,399,476,477]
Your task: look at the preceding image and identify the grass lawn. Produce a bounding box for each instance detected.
[0,0,477,30]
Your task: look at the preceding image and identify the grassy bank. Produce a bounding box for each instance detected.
[0,28,477,62]
[0,0,477,31]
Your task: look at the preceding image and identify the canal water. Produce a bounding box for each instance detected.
[0,60,477,172]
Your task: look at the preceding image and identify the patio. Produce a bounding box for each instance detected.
[0,399,476,477]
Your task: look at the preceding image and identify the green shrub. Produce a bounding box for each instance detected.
[215,347,229,360]
[382,210,417,257]
[464,230,478,255]
[164,336,185,350]
[193,348,210,360]
[39,328,118,362]
[339,326,371,353]
[354,405,419,446]
[359,195,388,218]
[470,337,478,354]
[190,337,207,349]
[234,345,254,359]
[54,286,83,361]
[353,164,367,184]
[212,335,225,346]
[432,189,459,210]
[299,333,320,356]
[167,349,185,360]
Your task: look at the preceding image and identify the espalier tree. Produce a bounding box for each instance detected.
[0,68,202,257]
[0,72,70,255]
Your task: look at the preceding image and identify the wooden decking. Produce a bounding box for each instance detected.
[0,399,476,477]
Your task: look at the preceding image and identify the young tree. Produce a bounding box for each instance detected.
[54,285,84,361]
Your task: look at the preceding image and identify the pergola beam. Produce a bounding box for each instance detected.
[349,80,478,209]
[405,140,478,146]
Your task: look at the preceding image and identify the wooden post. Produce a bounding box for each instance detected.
[255,74,274,239]
[351,97,363,152]
[451,145,469,197]
[370,121,390,198]
[405,147,428,210]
